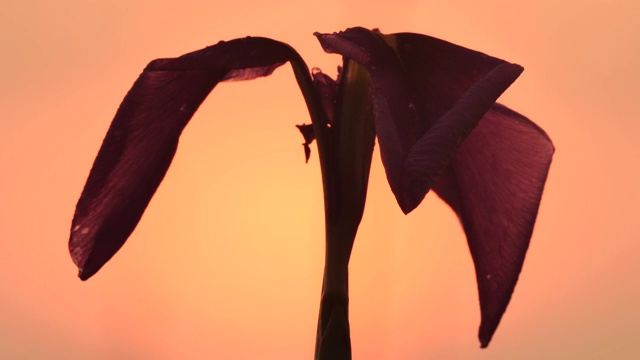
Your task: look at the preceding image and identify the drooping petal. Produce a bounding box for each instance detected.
[315,28,523,213]
[432,104,554,347]
[317,28,555,348]
[69,37,320,280]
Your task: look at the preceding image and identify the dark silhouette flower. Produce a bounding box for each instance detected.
[69,27,553,359]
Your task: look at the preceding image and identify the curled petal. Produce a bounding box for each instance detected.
[311,68,339,122]
[433,104,554,347]
[401,63,523,212]
[316,27,523,213]
[70,37,314,280]
[318,27,554,348]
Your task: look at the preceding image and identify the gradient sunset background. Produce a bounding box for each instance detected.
[1,0,639,359]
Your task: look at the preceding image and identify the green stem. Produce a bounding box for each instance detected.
[314,209,369,360]
[315,216,357,360]
[313,61,375,360]
[290,56,374,360]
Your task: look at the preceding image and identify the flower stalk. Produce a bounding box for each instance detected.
[307,60,375,359]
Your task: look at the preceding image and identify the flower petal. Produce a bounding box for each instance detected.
[318,28,555,347]
[432,104,554,347]
[316,28,524,213]
[70,37,314,280]
[401,63,522,212]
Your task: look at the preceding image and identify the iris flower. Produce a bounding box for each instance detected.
[69,27,553,359]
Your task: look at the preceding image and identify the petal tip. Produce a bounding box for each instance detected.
[478,318,498,349]
[78,268,92,281]
[479,330,492,348]
[398,195,419,215]
[397,188,429,215]
[398,201,414,215]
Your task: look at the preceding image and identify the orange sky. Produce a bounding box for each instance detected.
[1,0,639,359]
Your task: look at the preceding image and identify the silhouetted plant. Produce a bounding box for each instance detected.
[69,27,554,359]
